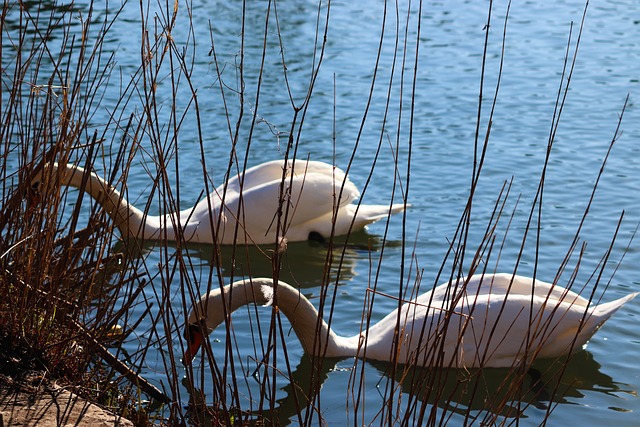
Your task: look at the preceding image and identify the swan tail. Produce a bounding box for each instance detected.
[579,292,638,345]
[590,292,638,322]
[355,203,407,224]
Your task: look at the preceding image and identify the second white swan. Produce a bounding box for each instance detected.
[183,273,637,368]
[33,159,405,245]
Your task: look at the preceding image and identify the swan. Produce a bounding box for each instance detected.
[183,273,637,368]
[32,159,405,244]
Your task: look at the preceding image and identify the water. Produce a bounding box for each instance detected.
[3,0,640,425]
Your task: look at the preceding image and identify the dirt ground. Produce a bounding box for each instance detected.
[0,373,133,427]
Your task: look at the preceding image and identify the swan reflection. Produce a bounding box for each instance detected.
[184,349,631,425]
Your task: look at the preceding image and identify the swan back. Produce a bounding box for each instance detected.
[221,160,354,199]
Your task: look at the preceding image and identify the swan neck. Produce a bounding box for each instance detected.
[271,280,340,356]
[57,164,148,239]
[207,279,347,357]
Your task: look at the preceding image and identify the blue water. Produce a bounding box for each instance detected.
[3,0,640,425]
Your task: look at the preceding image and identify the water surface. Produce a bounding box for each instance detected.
[3,0,639,425]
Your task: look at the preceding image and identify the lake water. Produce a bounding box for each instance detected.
[3,0,640,425]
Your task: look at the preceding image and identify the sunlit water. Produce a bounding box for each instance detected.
[4,0,640,425]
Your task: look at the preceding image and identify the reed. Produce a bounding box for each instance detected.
[0,0,633,426]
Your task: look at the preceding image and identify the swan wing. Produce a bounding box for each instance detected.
[384,292,571,368]
[466,291,637,364]
[221,160,291,197]
[210,168,358,243]
[180,160,292,222]
[419,290,635,368]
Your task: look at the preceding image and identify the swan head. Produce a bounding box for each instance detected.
[182,322,206,366]
[182,279,275,365]
[30,162,57,190]
[182,286,228,365]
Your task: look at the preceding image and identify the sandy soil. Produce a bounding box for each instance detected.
[0,373,133,427]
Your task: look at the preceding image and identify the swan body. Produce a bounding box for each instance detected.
[34,160,405,244]
[184,273,637,368]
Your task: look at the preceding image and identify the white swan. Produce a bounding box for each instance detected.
[183,273,637,368]
[33,160,405,244]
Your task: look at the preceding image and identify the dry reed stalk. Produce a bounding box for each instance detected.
[1,0,634,426]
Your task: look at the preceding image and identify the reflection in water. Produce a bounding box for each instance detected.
[115,228,390,288]
[185,349,632,425]
[183,355,333,426]
[188,229,386,287]
[365,350,633,424]
[2,1,78,37]
[265,355,333,426]
[533,350,635,403]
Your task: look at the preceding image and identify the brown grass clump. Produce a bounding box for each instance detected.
[1,0,635,426]
[0,0,165,423]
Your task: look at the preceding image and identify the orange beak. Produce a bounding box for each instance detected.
[183,324,204,365]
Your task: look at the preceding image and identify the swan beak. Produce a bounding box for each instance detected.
[182,323,204,365]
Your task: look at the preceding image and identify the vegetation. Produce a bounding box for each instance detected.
[0,0,633,426]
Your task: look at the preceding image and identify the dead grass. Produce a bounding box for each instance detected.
[0,0,634,426]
